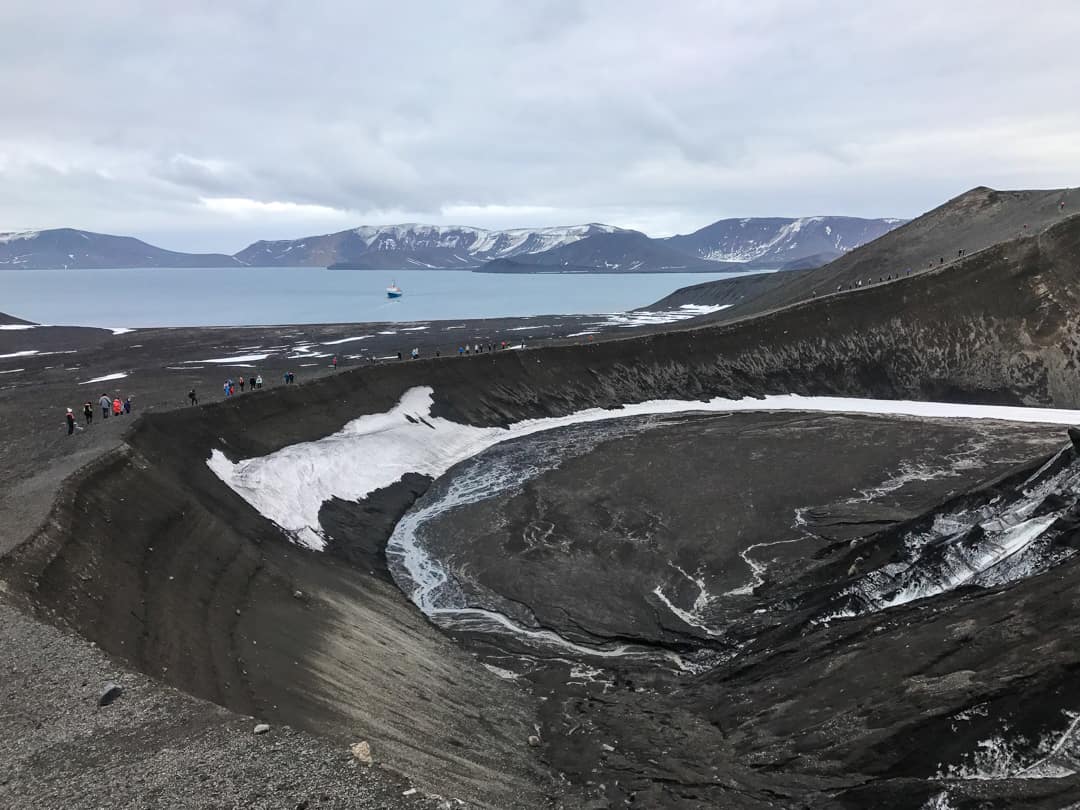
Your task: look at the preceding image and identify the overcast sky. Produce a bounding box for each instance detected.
[1,1,1078,253]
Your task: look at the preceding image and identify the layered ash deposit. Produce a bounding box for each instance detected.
[6,201,1080,807]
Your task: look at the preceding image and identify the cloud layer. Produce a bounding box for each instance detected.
[1,1,1078,251]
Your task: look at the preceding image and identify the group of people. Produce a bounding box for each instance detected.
[222,374,265,397]
[65,393,133,435]
[456,341,512,355]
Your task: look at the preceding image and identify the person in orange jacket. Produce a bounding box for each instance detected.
[112,396,123,416]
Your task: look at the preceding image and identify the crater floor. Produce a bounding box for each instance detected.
[396,412,1080,807]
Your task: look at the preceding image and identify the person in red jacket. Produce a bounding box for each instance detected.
[66,408,76,435]
[112,397,122,416]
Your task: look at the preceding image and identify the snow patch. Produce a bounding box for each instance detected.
[78,372,128,385]
[320,335,373,345]
[189,354,270,364]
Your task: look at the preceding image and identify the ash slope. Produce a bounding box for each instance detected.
[8,209,1080,806]
[412,412,1080,807]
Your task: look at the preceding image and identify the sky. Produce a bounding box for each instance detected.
[1,0,1078,253]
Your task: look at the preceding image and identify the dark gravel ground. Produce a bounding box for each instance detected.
[0,597,460,810]
[0,309,673,810]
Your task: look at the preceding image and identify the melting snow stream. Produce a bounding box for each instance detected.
[209,387,1080,669]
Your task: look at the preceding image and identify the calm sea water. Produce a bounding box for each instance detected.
[0,267,768,328]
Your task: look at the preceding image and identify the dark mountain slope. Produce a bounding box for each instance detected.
[0,311,34,325]
[650,186,1078,320]
[0,228,239,269]
[664,215,903,265]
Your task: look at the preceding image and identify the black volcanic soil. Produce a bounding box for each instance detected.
[6,204,1080,806]
[412,412,1078,806]
[419,412,1063,648]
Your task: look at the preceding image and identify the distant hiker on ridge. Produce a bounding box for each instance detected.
[66,408,75,435]
[83,401,93,426]
[188,389,198,406]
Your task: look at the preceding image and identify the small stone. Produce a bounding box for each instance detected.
[527,735,541,747]
[402,787,418,796]
[350,740,372,764]
[98,681,123,706]
[254,723,271,735]
[601,743,615,752]
[292,590,303,599]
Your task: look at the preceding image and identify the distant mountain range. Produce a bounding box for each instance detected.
[0,228,239,269]
[238,223,624,269]
[663,216,905,267]
[0,217,904,272]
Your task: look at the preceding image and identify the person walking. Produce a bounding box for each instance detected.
[189,389,198,406]
[224,381,231,398]
[66,408,76,435]
[123,395,133,415]
[255,374,263,389]
[83,402,93,426]
[249,376,256,390]
[239,377,245,392]
[112,396,122,417]
[331,355,338,370]
[99,394,111,420]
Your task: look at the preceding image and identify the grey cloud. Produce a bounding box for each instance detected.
[1,0,1079,252]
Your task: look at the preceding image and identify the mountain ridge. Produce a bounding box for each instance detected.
[1,216,904,271]
[0,228,239,270]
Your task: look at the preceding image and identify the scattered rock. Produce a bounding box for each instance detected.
[253,723,271,735]
[292,590,304,599]
[402,787,418,796]
[97,681,123,706]
[527,735,541,747]
[350,740,372,764]
[601,743,615,752]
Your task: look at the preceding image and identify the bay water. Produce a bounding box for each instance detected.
[0,266,769,328]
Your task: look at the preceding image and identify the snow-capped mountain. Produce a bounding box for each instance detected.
[237,223,625,269]
[480,230,736,273]
[664,216,905,266]
[0,217,904,271]
[0,228,238,269]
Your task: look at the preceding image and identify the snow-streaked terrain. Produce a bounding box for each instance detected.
[352,223,622,260]
[78,372,129,385]
[209,385,1080,551]
[208,387,1080,664]
[824,445,1080,621]
[188,354,270,364]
